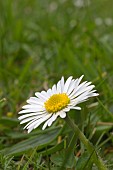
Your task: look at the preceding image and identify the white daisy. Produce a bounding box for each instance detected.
[18,75,99,133]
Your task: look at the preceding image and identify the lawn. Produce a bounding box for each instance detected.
[0,0,113,169]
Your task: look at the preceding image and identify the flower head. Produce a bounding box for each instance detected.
[18,75,99,133]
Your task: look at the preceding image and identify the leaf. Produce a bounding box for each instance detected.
[41,140,65,156]
[5,126,61,139]
[51,149,76,168]
[96,125,112,132]
[76,151,93,170]
[3,127,61,156]
[0,117,18,127]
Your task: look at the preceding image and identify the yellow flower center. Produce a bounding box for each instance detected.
[44,93,70,113]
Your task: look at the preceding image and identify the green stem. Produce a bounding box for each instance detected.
[65,115,108,170]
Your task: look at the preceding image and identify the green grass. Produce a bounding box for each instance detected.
[0,0,113,169]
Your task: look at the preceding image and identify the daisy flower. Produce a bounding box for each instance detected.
[18,75,99,133]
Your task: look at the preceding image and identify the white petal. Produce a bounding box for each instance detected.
[28,127,34,133]
[88,93,99,97]
[23,119,36,129]
[22,104,44,109]
[69,106,81,110]
[47,89,53,96]
[52,84,57,94]
[42,112,61,130]
[20,114,47,124]
[77,99,87,104]
[20,117,36,124]
[18,111,46,120]
[19,108,45,114]
[41,91,49,97]
[74,90,98,105]
[27,114,52,131]
[76,81,89,92]
[74,92,89,102]
[60,76,64,93]
[63,107,71,112]
[63,76,73,93]
[35,114,52,129]
[67,80,75,95]
[74,75,84,89]
[35,92,47,101]
[67,79,78,97]
[57,80,62,93]
[70,85,95,99]
[68,76,84,98]
[27,98,44,105]
[48,114,57,126]
[42,114,57,130]
[59,111,66,118]
[42,120,49,130]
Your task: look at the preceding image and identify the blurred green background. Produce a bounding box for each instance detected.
[0,0,113,169]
